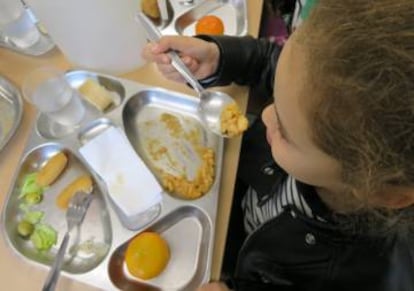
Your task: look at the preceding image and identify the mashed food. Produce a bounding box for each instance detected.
[220,103,248,137]
[160,147,215,199]
[142,113,216,199]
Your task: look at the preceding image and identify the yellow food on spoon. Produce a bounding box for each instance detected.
[220,103,248,137]
[78,79,114,112]
[125,232,170,280]
[56,175,93,209]
[36,152,68,187]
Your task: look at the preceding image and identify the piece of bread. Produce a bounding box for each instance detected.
[141,0,160,19]
[78,79,113,112]
[36,152,68,187]
[56,175,93,209]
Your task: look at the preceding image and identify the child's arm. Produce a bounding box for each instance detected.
[142,34,281,100]
[196,35,281,98]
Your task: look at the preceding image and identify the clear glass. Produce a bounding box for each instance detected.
[22,67,85,127]
[0,0,40,48]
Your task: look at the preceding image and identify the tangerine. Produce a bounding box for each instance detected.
[125,232,170,280]
[195,15,225,35]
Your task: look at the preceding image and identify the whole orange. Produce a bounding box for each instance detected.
[125,232,170,280]
[195,15,225,35]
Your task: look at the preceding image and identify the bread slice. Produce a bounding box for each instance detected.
[56,175,93,209]
[78,79,113,111]
[36,152,68,187]
[141,0,160,19]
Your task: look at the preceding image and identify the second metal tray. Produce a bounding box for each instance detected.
[151,0,248,37]
[0,75,23,153]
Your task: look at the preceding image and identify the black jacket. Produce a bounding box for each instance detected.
[200,35,414,291]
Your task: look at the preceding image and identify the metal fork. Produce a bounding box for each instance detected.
[42,191,94,291]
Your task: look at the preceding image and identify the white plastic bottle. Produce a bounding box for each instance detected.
[25,0,147,75]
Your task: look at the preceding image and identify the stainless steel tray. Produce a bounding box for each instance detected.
[0,76,23,153]
[153,0,248,37]
[0,7,54,56]
[1,70,223,290]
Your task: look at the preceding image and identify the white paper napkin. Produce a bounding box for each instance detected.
[79,126,162,218]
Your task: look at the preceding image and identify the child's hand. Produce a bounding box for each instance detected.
[196,282,231,291]
[141,35,220,83]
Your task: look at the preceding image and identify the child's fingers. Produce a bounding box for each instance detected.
[156,35,197,55]
[157,64,186,83]
[157,56,200,78]
[157,63,178,75]
[141,43,171,64]
[181,56,200,74]
[153,54,171,64]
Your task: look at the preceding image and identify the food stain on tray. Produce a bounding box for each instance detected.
[139,113,215,199]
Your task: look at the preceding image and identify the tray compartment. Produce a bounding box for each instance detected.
[122,89,220,200]
[78,117,116,145]
[143,0,175,29]
[35,71,127,140]
[65,70,126,113]
[78,119,162,230]
[2,143,112,273]
[108,205,212,290]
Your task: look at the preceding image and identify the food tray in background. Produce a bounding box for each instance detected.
[147,0,248,37]
[1,70,223,290]
[0,75,23,153]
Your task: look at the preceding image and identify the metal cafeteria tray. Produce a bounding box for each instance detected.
[0,75,23,153]
[1,70,223,290]
[148,0,248,37]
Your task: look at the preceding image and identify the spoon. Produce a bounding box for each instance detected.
[136,12,236,138]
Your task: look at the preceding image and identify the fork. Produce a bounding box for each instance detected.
[42,191,94,291]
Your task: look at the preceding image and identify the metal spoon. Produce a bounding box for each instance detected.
[136,12,235,138]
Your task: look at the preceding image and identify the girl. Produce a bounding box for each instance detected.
[142,1,414,290]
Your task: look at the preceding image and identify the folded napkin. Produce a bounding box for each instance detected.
[79,126,162,224]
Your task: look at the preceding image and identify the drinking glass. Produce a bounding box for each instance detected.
[0,0,40,48]
[22,66,85,127]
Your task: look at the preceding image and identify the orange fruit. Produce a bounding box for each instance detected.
[125,232,170,280]
[195,15,225,35]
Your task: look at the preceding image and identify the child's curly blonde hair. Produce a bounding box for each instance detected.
[300,0,414,234]
[303,0,414,197]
